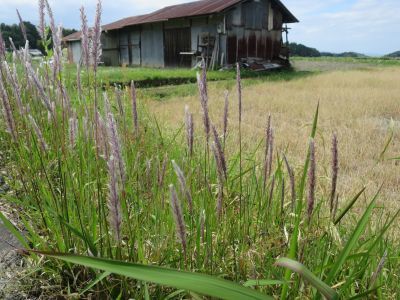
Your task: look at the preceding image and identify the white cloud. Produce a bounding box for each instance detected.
[286,0,400,54]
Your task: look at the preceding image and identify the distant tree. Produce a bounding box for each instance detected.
[320,52,335,57]
[289,43,321,57]
[1,22,77,54]
[337,52,367,58]
[1,21,41,50]
[63,28,77,37]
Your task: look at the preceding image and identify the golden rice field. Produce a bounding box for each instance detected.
[147,67,400,219]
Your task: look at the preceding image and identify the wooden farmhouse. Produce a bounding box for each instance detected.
[64,0,298,68]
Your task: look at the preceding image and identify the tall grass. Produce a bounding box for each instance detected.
[0,2,399,299]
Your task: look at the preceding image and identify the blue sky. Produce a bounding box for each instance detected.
[0,0,399,55]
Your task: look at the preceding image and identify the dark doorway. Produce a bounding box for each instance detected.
[164,28,191,67]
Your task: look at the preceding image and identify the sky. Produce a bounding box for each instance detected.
[0,0,399,55]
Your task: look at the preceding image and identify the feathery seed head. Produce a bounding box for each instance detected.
[80,6,90,68]
[307,139,316,222]
[38,0,46,40]
[91,0,102,72]
[107,155,122,242]
[330,133,338,218]
[211,124,227,180]
[184,105,194,156]
[16,9,28,42]
[172,160,193,214]
[196,68,210,142]
[169,184,187,254]
[106,107,126,183]
[0,77,17,142]
[28,115,48,152]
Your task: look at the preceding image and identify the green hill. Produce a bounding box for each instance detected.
[385,51,400,58]
[289,43,321,57]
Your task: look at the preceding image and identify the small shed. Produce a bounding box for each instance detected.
[64,0,298,68]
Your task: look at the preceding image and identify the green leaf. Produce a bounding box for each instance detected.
[334,187,366,225]
[326,189,379,285]
[80,271,111,295]
[276,258,339,300]
[281,103,319,300]
[34,252,271,300]
[0,210,29,249]
[243,279,285,287]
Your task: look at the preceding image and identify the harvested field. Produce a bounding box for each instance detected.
[147,67,400,216]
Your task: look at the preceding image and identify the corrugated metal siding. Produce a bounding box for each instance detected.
[102,32,119,66]
[130,30,141,66]
[225,0,283,64]
[70,41,81,64]
[141,23,164,67]
[119,32,130,65]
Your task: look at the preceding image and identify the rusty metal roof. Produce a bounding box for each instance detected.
[64,0,298,41]
[63,31,82,41]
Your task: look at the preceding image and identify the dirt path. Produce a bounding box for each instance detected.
[0,176,27,299]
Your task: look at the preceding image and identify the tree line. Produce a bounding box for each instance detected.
[0,21,76,53]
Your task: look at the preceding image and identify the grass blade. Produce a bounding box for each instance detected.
[326,188,380,284]
[80,271,111,295]
[243,280,285,287]
[0,210,29,249]
[334,187,366,225]
[276,258,339,300]
[33,252,271,300]
[281,103,319,300]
